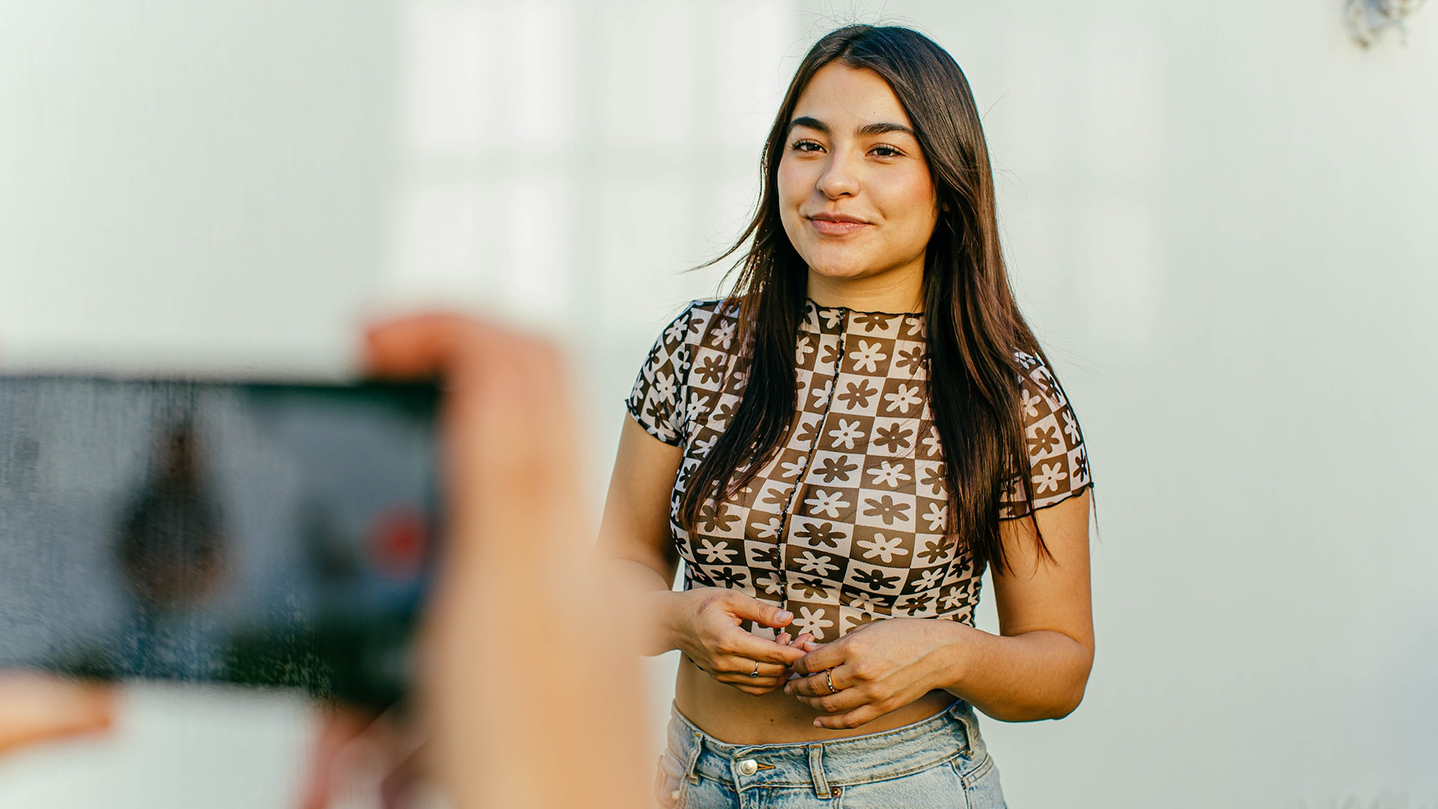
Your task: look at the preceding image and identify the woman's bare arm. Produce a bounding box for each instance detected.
[597,417,686,655]
[935,490,1095,721]
[598,418,806,692]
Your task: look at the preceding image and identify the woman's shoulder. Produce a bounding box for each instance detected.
[652,297,741,349]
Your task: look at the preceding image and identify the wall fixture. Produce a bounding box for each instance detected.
[1346,0,1428,47]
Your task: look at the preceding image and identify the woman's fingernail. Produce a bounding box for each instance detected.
[776,610,792,622]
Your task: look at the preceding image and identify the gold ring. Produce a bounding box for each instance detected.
[825,669,837,694]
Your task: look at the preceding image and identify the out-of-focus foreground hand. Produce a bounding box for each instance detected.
[0,674,112,756]
[364,314,649,809]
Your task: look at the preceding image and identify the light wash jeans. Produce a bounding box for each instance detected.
[655,701,1007,808]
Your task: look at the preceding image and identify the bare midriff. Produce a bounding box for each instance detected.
[674,657,956,745]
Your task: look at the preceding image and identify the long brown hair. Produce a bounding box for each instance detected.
[678,24,1053,575]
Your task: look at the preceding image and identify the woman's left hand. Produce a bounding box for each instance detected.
[785,618,968,730]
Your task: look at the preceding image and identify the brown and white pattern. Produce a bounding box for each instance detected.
[627,299,1091,641]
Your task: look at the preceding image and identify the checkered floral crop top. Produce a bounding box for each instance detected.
[626,299,1091,642]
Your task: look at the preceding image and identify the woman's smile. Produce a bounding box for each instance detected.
[806,211,872,236]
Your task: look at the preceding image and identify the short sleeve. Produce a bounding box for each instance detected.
[625,304,694,446]
[999,350,1092,520]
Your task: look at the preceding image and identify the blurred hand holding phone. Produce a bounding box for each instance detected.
[0,375,441,709]
[0,316,648,809]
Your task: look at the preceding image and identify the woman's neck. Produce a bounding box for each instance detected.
[805,272,924,315]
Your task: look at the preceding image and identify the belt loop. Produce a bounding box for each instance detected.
[685,731,704,785]
[807,744,831,799]
[951,702,980,758]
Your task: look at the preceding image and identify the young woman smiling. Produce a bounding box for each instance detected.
[602,24,1093,808]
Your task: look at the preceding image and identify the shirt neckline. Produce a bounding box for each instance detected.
[804,298,924,318]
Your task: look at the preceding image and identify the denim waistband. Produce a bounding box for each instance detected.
[666,700,985,796]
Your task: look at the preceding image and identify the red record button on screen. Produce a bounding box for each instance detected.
[368,507,428,576]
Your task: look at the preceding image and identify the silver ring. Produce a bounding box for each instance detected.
[825,669,837,694]
[750,660,761,678]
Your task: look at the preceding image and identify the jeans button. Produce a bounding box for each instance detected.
[737,759,758,776]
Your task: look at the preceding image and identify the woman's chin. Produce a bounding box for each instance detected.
[805,262,877,285]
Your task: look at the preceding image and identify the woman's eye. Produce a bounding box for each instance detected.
[871,145,902,158]
[790,140,823,153]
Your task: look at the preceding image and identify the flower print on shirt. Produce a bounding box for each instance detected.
[883,383,923,415]
[895,346,924,374]
[851,340,887,373]
[851,567,902,592]
[919,464,945,497]
[837,380,878,410]
[829,419,864,450]
[756,572,783,597]
[791,606,834,638]
[1033,461,1068,494]
[710,320,736,349]
[867,461,912,488]
[863,495,910,526]
[752,516,782,539]
[795,551,840,577]
[693,354,726,386]
[794,522,845,548]
[795,334,815,364]
[1028,424,1062,459]
[815,455,859,484]
[796,577,830,599]
[697,539,737,564]
[804,490,850,519]
[922,502,947,532]
[852,312,894,332]
[857,533,908,564]
[918,538,947,565]
[873,423,913,453]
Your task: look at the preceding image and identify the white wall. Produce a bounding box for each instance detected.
[0,1,1434,807]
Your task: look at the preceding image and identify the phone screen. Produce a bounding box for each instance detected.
[0,375,441,708]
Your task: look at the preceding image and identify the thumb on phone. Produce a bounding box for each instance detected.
[0,675,113,755]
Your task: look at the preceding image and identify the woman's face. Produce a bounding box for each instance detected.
[777,63,939,309]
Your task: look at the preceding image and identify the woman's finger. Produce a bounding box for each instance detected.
[814,704,884,731]
[709,631,807,668]
[784,663,855,698]
[790,686,868,715]
[711,657,789,681]
[790,642,845,676]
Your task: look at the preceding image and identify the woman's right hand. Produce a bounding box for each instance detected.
[663,588,810,696]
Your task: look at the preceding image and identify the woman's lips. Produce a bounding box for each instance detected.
[808,216,870,236]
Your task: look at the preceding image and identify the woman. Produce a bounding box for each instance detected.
[601,24,1093,809]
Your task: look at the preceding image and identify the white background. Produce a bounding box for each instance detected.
[0,0,1435,806]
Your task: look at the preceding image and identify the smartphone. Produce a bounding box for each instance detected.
[0,374,441,709]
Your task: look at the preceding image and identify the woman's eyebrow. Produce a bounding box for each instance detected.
[857,121,916,138]
[788,116,830,134]
[787,116,916,139]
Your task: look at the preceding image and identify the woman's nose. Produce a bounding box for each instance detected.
[815,154,859,199]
